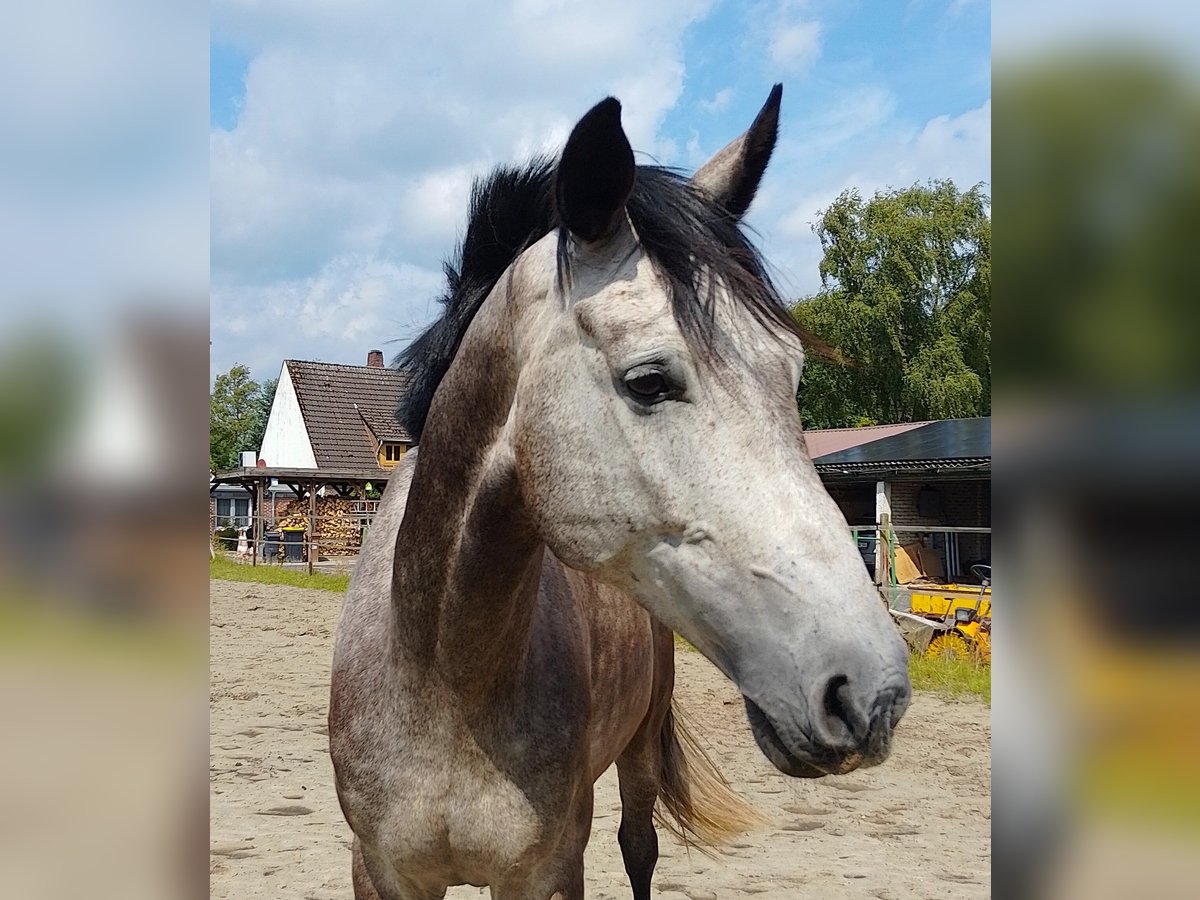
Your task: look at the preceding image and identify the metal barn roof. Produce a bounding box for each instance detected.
[812,417,991,476]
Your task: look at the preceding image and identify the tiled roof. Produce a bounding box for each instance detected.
[285,360,414,470]
[356,406,410,443]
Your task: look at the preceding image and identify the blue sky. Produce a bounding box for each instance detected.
[210,0,989,382]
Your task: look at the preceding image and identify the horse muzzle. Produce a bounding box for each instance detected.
[742,671,911,778]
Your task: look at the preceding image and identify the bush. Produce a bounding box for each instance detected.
[212,526,238,552]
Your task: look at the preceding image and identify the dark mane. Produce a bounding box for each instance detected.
[395,159,803,441]
[394,159,555,439]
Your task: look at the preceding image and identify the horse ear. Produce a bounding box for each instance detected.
[692,84,782,218]
[555,97,636,243]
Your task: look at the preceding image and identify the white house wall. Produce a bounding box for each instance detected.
[258,363,317,468]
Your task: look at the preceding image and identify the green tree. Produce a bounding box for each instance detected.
[256,377,278,432]
[210,364,270,471]
[792,180,990,428]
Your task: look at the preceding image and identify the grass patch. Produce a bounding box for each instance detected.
[675,634,990,703]
[210,556,349,593]
[908,652,990,703]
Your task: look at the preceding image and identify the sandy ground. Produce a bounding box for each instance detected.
[211,580,990,899]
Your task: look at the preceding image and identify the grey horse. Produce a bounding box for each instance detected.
[329,85,911,900]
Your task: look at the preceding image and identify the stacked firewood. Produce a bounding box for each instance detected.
[275,498,363,557]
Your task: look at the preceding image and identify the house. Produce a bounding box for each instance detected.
[210,351,413,549]
[805,417,991,585]
[258,350,415,473]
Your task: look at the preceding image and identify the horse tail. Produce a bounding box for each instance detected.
[655,702,763,853]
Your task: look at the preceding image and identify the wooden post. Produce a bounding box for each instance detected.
[874,481,891,586]
[307,482,316,576]
[878,512,892,591]
[252,478,263,567]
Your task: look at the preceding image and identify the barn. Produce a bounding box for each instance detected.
[806,417,992,594]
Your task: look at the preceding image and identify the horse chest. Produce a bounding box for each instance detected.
[338,682,585,884]
[375,749,545,885]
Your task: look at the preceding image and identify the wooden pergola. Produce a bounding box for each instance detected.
[210,465,394,574]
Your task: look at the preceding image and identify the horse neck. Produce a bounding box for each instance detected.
[391,298,543,702]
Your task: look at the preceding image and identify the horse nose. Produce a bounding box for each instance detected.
[816,674,867,745]
[813,672,909,759]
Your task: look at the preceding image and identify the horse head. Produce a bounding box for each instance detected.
[500,87,910,778]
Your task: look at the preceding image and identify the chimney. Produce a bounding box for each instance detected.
[366,349,384,368]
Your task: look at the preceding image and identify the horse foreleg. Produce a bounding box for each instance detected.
[352,838,386,900]
[549,786,592,900]
[491,855,584,900]
[547,864,585,900]
[492,785,591,900]
[353,838,446,900]
[615,745,661,900]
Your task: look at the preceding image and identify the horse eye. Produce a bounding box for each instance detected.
[624,367,671,402]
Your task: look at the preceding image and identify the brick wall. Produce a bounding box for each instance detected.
[889,477,990,578]
[890,479,988,526]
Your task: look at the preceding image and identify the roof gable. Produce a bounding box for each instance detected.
[284,360,414,469]
[258,362,318,469]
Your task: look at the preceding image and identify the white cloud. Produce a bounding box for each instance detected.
[211,255,445,376]
[210,0,717,375]
[904,99,991,188]
[764,99,991,299]
[700,88,733,114]
[769,20,822,74]
[789,86,896,155]
[209,0,990,377]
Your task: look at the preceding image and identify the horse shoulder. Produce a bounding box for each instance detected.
[329,452,420,799]
[333,450,418,658]
[551,563,659,779]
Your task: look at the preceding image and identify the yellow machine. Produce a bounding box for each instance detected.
[909,565,991,662]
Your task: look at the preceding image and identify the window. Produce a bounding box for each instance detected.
[379,442,406,466]
[215,496,250,528]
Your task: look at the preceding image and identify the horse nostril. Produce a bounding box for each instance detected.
[820,674,866,745]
